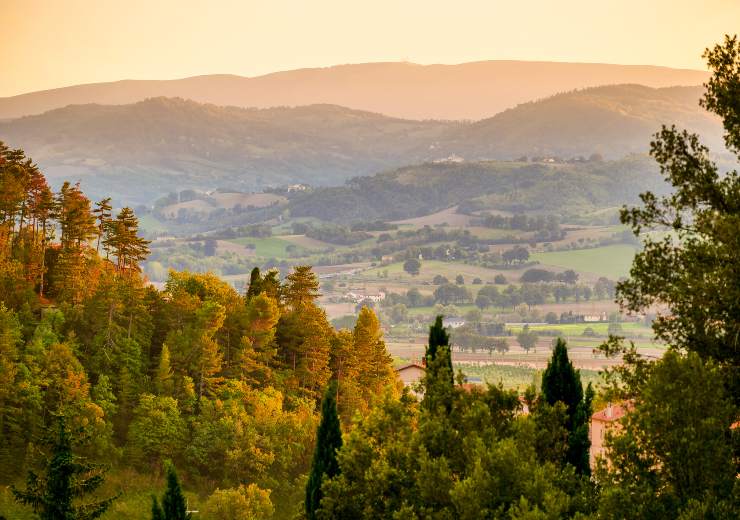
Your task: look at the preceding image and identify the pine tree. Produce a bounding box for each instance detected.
[305,381,342,520]
[92,197,112,255]
[330,330,361,421]
[541,338,591,474]
[104,207,150,273]
[56,182,96,249]
[282,265,320,308]
[155,344,174,397]
[12,414,118,519]
[161,463,190,520]
[353,306,395,403]
[238,293,279,385]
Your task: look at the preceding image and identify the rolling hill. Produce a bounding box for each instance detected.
[0,98,453,204]
[0,85,723,206]
[287,155,666,223]
[0,60,709,121]
[437,85,722,159]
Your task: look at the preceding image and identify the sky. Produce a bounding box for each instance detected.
[3,0,739,97]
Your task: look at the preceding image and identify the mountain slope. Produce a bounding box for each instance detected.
[0,98,453,203]
[436,85,722,159]
[0,61,709,121]
[0,85,723,206]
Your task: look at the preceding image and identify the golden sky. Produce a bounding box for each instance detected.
[2,0,738,97]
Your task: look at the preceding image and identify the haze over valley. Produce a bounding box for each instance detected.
[2,2,738,518]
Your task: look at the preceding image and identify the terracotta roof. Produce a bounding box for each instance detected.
[592,403,628,422]
[395,363,426,372]
[459,383,483,393]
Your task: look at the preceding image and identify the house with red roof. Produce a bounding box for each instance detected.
[589,402,628,469]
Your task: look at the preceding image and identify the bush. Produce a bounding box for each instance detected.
[203,484,274,520]
[520,268,555,283]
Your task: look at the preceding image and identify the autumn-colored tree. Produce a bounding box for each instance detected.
[237,293,280,386]
[329,329,362,422]
[155,344,175,397]
[166,300,225,401]
[53,182,97,303]
[276,302,333,400]
[92,197,112,255]
[103,207,150,273]
[282,265,320,308]
[353,306,395,405]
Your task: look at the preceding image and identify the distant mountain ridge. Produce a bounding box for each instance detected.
[0,84,722,206]
[0,60,709,121]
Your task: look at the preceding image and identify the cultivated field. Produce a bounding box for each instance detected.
[391,207,475,227]
[227,236,306,258]
[532,244,637,279]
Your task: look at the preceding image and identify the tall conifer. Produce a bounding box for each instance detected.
[161,463,189,520]
[151,495,164,520]
[305,381,342,520]
[541,338,591,474]
[12,415,118,519]
[425,315,453,385]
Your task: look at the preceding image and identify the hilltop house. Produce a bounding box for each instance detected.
[442,317,466,329]
[344,291,386,304]
[589,402,628,468]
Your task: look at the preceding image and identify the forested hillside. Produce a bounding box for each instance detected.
[0,142,399,518]
[287,155,666,222]
[436,85,723,159]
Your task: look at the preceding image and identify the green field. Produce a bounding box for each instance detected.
[457,363,602,392]
[138,214,168,233]
[228,236,305,258]
[507,321,652,337]
[362,259,501,282]
[532,244,638,278]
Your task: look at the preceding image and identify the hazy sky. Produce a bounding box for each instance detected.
[3,0,738,97]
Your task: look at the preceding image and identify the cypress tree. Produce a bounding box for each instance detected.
[305,381,342,520]
[246,267,262,299]
[426,315,453,385]
[151,495,164,520]
[421,315,456,416]
[541,338,591,474]
[161,463,189,520]
[542,339,583,417]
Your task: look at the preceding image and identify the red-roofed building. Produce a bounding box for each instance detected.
[395,362,426,395]
[589,402,628,469]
